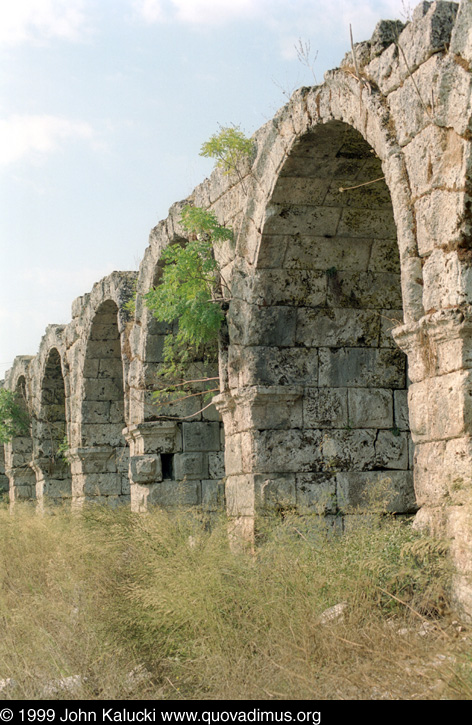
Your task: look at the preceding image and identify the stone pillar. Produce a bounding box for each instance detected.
[394,308,472,620]
[4,438,36,505]
[69,445,128,507]
[31,457,72,510]
[214,386,305,542]
[0,444,8,497]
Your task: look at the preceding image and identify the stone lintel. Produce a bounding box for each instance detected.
[123,421,181,455]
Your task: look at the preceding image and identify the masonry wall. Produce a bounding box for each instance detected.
[2,1,472,619]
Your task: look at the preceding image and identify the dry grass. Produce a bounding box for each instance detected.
[0,501,470,701]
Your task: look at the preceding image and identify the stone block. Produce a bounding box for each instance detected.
[173,452,208,480]
[326,271,402,309]
[318,348,406,389]
[337,208,396,239]
[201,479,224,512]
[250,429,323,473]
[182,422,221,452]
[303,388,348,428]
[348,388,393,429]
[225,474,255,517]
[158,480,200,507]
[208,451,226,480]
[229,345,318,388]
[81,473,123,496]
[296,308,381,347]
[129,454,162,485]
[295,473,337,514]
[321,429,376,471]
[284,235,372,272]
[336,471,416,514]
[254,474,297,511]
[249,269,327,308]
[374,429,409,470]
[228,301,297,347]
[394,389,410,430]
[408,370,472,442]
[263,203,342,236]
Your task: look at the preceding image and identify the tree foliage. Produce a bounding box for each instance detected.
[144,206,232,406]
[200,125,254,178]
[0,389,30,444]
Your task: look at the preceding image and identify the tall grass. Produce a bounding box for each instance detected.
[0,501,470,700]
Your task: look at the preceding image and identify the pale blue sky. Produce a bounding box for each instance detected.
[0,0,408,380]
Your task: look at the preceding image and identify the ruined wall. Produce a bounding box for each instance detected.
[2,0,472,619]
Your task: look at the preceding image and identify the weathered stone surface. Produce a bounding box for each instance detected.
[4,0,472,619]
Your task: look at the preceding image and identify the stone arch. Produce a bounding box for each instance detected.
[70,298,129,506]
[4,360,35,504]
[33,343,71,508]
[217,115,418,537]
[125,211,225,514]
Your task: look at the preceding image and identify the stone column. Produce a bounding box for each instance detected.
[214,386,304,542]
[69,445,127,507]
[394,308,472,619]
[4,438,36,505]
[31,457,72,510]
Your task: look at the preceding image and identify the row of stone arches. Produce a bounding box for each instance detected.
[2,1,472,617]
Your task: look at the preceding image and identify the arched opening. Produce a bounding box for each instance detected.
[126,256,225,514]
[35,348,71,506]
[227,120,416,527]
[76,299,128,505]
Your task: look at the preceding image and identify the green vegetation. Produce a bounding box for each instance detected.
[0,502,470,701]
[200,124,254,178]
[0,388,29,444]
[144,206,232,407]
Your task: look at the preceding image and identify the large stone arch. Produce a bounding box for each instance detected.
[30,325,71,508]
[124,206,225,514]
[66,272,137,506]
[3,358,35,505]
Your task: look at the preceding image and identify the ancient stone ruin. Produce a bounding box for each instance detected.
[2,0,472,620]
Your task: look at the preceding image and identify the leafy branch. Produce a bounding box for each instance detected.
[0,389,30,444]
[200,125,254,193]
[144,206,232,415]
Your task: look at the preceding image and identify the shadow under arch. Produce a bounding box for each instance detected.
[33,347,71,508]
[71,299,129,506]
[221,120,417,538]
[5,374,36,505]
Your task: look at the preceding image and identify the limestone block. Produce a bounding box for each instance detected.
[338,208,396,239]
[322,429,376,471]
[394,389,410,430]
[10,484,35,501]
[326,271,402,309]
[303,388,348,429]
[254,473,297,511]
[201,479,224,512]
[409,370,472,442]
[403,125,466,200]
[369,239,401,274]
[450,0,472,63]
[336,470,416,513]
[423,249,472,311]
[129,454,162,484]
[296,308,381,348]
[270,177,330,206]
[81,401,111,424]
[81,424,124,448]
[81,473,123,496]
[173,452,208,480]
[283,235,372,272]
[182,422,221,452]
[223,433,244,475]
[85,340,121,360]
[208,451,225,480]
[41,478,72,499]
[84,378,123,402]
[248,269,327,307]
[158,480,200,507]
[319,348,406,389]
[374,429,409,470]
[225,474,255,517]
[228,301,297,347]
[415,190,466,257]
[263,203,342,236]
[229,345,318,389]
[400,256,424,323]
[448,505,472,577]
[250,428,324,474]
[145,334,166,364]
[380,309,404,348]
[348,388,393,429]
[236,395,303,433]
[295,473,337,514]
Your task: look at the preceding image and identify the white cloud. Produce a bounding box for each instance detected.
[0,115,94,166]
[0,0,87,46]
[134,0,263,26]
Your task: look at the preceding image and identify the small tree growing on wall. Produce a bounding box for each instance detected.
[0,388,30,444]
[144,205,233,412]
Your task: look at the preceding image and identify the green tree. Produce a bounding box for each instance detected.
[144,206,232,410]
[0,389,30,444]
[200,125,254,190]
